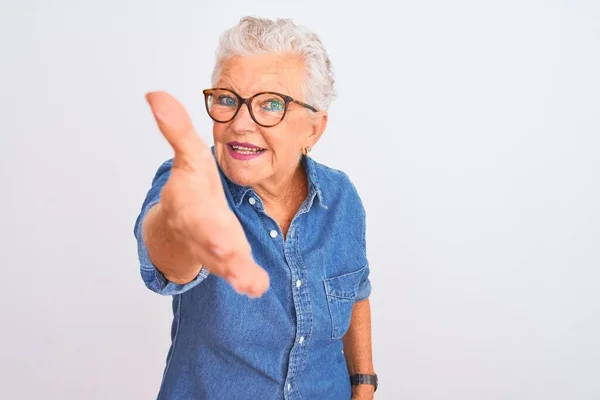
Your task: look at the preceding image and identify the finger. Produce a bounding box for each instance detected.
[246,267,270,298]
[145,91,210,158]
[198,217,252,264]
[190,228,268,295]
[207,222,269,296]
[228,258,269,297]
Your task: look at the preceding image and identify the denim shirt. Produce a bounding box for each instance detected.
[133,149,372,400]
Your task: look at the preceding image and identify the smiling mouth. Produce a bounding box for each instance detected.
[229,144,266,154]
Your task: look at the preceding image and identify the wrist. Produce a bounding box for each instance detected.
[350,373,378,393]
[352,384,375,393]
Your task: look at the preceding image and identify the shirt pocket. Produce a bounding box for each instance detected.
[323,266,367,340]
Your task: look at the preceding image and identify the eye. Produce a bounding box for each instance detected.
[260,98,285,112]
[216,95,237,107]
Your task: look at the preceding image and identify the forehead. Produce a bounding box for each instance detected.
[216,53,306,98]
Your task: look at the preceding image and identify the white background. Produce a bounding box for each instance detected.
[1,0,599,399]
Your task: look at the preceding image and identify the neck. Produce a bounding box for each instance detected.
[253,161,308,210]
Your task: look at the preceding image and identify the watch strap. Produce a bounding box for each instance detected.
[350,374,378,391]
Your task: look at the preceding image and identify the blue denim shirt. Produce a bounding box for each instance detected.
[134,149,372,400]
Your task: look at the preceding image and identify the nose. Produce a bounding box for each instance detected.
[230,102,258,132]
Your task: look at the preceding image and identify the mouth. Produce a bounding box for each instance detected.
[226,141,267,160]
[229,143,265,154]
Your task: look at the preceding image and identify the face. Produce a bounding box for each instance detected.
[211,54,327,190]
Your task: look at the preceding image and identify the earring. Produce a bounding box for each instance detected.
[304,146,312,157]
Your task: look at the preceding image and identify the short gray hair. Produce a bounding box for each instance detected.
[211,16,336,111]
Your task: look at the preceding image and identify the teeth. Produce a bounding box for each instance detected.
[232,145,263,154]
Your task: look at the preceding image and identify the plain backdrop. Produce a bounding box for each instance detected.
[1,0,599,399]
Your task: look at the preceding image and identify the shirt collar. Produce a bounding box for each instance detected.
[212,147,327,210]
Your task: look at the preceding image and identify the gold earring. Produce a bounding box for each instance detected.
[304,146,312,157]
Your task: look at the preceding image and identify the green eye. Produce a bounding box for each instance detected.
[261,99,285,112]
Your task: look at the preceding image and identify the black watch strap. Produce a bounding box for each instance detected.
[350,374,378,392]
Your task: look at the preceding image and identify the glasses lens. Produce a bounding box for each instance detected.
[206,89,238,122]
[251,93,286,126]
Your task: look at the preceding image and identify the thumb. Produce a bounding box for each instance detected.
[146,91,209,158]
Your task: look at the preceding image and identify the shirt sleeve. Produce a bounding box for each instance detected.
[346,173,372,302]
[133,159,210,296]
[354,209,372,302]
[355,264,372,302]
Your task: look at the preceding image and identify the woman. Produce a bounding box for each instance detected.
[135,16,376,400]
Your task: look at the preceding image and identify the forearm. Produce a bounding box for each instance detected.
[142,203,203,284]
[343,298,375,397]
[343,298,374,374]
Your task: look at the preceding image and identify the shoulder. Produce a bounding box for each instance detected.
[310,158,365,214]
[151,158,174,184]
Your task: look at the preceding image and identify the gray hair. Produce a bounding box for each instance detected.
[211,16,336,111]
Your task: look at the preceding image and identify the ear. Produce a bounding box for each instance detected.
[307,111,328,148]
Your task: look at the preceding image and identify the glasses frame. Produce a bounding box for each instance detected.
[202,88,319,128]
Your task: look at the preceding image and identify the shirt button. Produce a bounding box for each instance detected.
[299,336,305,344]
[269,230,278,238]
[287,383,291,391]
[296,279,302,288]
[248,197,256,205]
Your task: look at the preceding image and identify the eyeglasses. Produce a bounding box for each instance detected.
[202,88,319,128]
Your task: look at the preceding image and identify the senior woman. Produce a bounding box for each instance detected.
[134,16,376,400]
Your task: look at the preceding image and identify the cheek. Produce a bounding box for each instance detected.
[265,123,308,154]
[263,135,299,160]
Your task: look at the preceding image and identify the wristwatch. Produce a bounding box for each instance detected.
[350,374,378,392]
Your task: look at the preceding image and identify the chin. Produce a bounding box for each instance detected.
[219,163,261,187]
[215,144,269,187]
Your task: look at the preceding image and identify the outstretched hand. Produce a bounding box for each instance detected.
[145,91,270,297]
